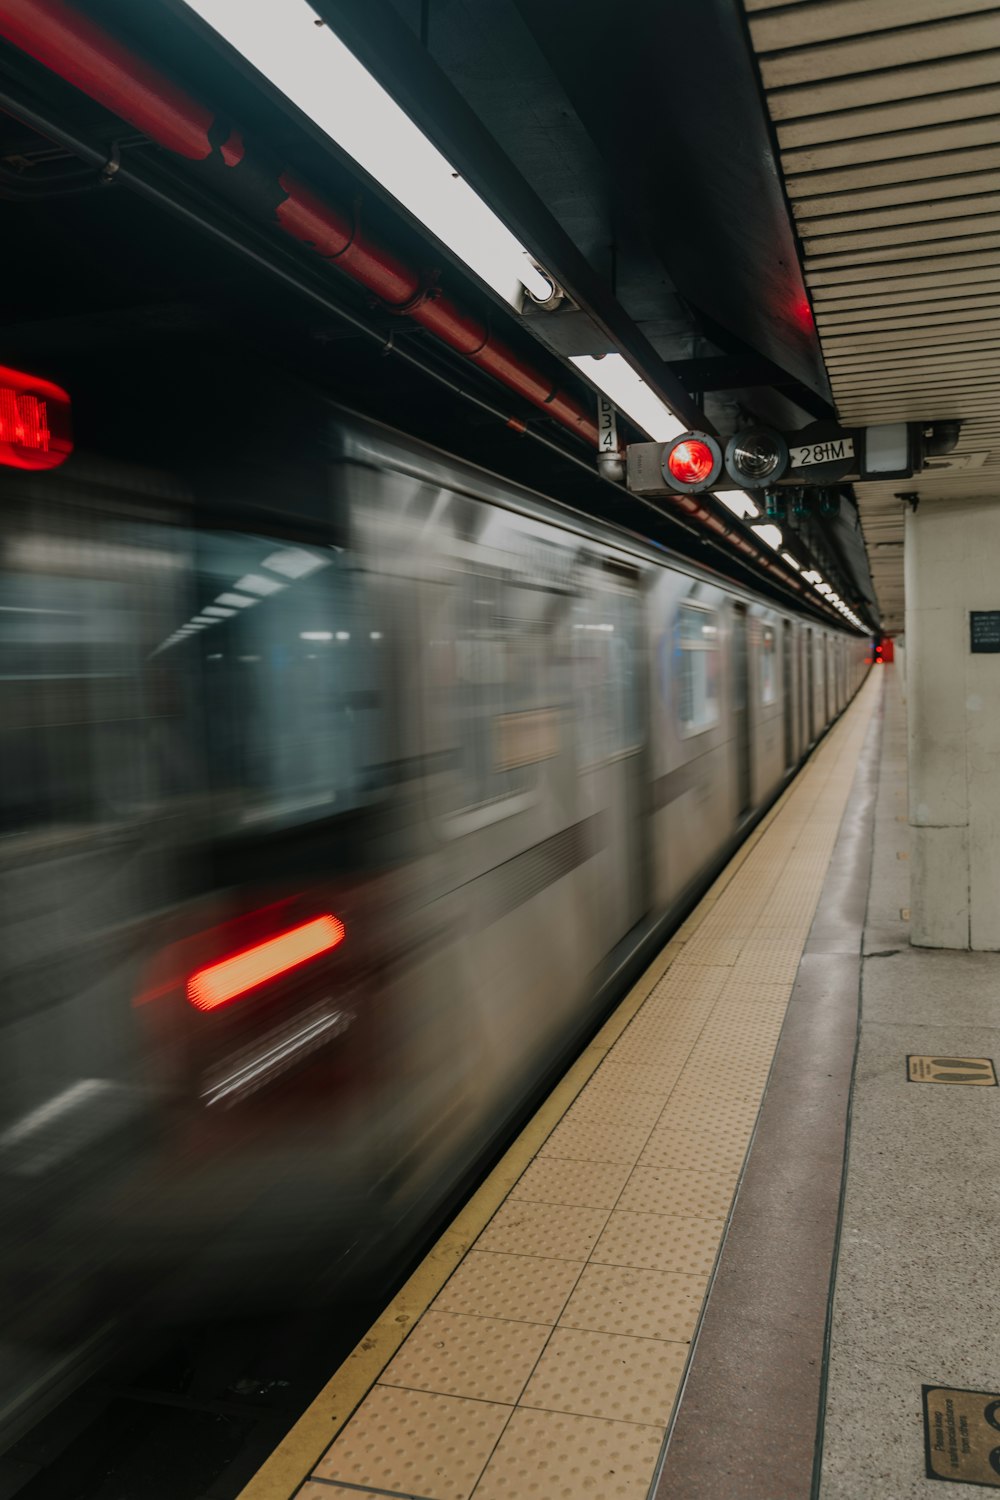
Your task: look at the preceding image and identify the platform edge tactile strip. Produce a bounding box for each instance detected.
[651,672,885,1500]
[235,675,881,1500]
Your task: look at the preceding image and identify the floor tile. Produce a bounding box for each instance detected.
[538,1116,652,1165]
[559,1263,706,1343]
[475,1198,608,1260]
[509,1156,632,1211]
[638,1130,749,1176]
[620,1164,740,1219]
[314,1386,510,1500]
[592,1209,723,1275]
[433,1251,582,1325]
[520,1326,687,1425]
[471,1407,663,1499]
[380,1309,550,1404]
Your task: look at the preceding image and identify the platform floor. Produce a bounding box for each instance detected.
[241,669,899,1500]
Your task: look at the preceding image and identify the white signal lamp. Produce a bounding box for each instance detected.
[724,428,789,489]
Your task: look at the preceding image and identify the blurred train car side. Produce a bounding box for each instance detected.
[0,359,868,1443]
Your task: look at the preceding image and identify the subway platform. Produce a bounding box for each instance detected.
[240,666,1000,1500]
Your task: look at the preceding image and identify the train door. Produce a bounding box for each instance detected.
[574,559,647,944]
[805,627,815,741]
[732,602,752,816]
[782,619,794,768]
[803,627,809,756]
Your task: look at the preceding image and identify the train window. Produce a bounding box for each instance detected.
[573,576,641,764]
[178,533,383,831]
[445,566,563,813]
[675,603,720,735]
[760,625,777,705]
[0,507,182,838]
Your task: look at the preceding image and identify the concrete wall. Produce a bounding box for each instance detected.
[906,495,1000,949]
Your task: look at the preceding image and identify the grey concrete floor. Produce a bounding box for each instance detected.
[819,667,1000,1498]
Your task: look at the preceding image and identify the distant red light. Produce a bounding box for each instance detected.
[792,295,814,331]
[0,364,72,470]
[187,914,346,1012]
[668,439,716,487]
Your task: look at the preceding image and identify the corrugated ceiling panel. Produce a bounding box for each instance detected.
[746,0,1000,632]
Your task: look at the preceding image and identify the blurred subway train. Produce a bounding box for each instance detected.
[0,358,868,1441]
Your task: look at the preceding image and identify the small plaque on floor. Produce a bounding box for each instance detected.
[923,1385,1000,1485]
[907,1056,997,1086]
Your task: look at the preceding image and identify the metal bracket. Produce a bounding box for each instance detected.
[99,140,121,184]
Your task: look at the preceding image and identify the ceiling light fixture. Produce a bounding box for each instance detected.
[183,0,553,308]
[569,354,686,443]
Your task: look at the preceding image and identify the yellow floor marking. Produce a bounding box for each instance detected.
[238,675,879,1500]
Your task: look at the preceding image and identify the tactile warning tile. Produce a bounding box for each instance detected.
[380,1309,550,1405]
[520,1326,687,1425]
[653,1100,760,1139]
[557,1087,665,1133]
[644,961,731,1005]
[592,1209,724,1276]
[617,1164,739,1220]
[559,1263,706,1343]
[538,1115,653,1165]
[313,1385,510,1499]
[510,1156,632,1211]
[471,1408,664,1499]
[590,1059,686,1097]
[433,1250,582,1326]
[638,1129,751,1177]
[474,1198,607,1260]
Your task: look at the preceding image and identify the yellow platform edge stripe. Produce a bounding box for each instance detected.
[236,726,838,1500]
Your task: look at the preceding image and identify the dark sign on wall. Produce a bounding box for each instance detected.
[970,612,1000,653]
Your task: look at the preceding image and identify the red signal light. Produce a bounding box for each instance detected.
[661,431,723,493]
[669,440,715,486]
[0,365,72,471]
[186,914,346,1012]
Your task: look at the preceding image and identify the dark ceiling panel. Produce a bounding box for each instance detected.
[511,0,832,401]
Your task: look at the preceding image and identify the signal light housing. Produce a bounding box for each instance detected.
[0,365,72,471]
[661,431,723,493]
[724,428,789,489]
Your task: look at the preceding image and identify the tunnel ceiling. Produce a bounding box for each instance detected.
[331,0,835,429]
[0,0,881,624]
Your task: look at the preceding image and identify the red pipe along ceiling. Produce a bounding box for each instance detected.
[0,0,812,600]
[0,0,597,445]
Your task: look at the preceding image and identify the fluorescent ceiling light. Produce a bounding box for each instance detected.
[183,0,552,308]
[202,605,236,617]
[750,524,782,551]
[300,631,333,641]
[217,592,257,608]
[569,354,686,443]
[235,573,285,597]
[262,547,330,580]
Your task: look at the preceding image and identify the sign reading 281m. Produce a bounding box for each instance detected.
[789,435,855,469]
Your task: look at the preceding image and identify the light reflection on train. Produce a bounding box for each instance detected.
[0,390,868,1438]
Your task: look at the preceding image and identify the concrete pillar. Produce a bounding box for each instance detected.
[906,494,1000,949]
